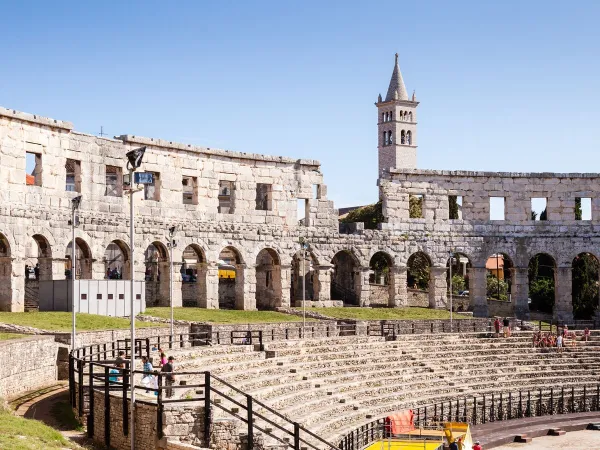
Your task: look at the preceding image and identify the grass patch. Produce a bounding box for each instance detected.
[0,332,27,341]
[0,312,163,332]
[50,401,84,432]
[294,307,472,321]
[0,406,81,449]
[144,307,303,324]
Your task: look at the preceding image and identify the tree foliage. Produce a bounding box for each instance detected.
[449,196,459,220]
[572,253,599,319]
[407,252,430,290]
[486,273,509,301]
[339,201,384,230]
[450,274,466,295]
[528,254,555,312]
[409,195,423,219]
[575,197,582,221]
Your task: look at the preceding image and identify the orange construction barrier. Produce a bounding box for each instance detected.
[385,410,415,435]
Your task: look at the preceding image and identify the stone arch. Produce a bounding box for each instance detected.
[484,252,514,301]
[398,110,403,121]
[255,248,282,310]
[144,241,170,307]
[403,111,408,121]
[180,244,207,307]
[407,130,412,145]
[0,232,13,311]
[292,249,320,305]
[446,252,472,312]
[66,237,93,279]
[331,250,360,305]
[528,253,556,316]
[409,112,413,122]
[218,246,244,310]
[104,240,131,280]
[24,234,53,282]
[401,130,406,144]
[368,251,396,307]
[407,251,431,306]
[571,252,600,319]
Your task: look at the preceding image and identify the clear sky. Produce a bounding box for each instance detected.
[3,1,600,208]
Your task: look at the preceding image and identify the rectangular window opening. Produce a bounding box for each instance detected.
[489,197,506,221]
[144,172,161,201]
[531,197,547,221]
[297,199,309,226]
[409,194,424,219]
[449,195,463,220]
[218,180,234,213]
[65,159,81,192]
[118,294,124,300]
[575,197,592,221]
[26,151,42,186]
[313,184,319,199]
[105,165,123,197]
[108,294,114,300]
[255,183,273,211]
[96,294,102,300]
[182,176,198,205]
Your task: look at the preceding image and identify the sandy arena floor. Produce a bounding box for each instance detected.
[494,429,600,449]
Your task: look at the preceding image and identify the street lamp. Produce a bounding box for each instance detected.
[125,146,145,450]
[70,195,82,350]
[166,226,177,344]
[299,237,310,337]
[448,250,454,332]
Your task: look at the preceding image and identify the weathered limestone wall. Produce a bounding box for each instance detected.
[0,336,58,399]
[54,326,189,348]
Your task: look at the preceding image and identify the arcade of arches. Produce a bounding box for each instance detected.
[5,229,600,320]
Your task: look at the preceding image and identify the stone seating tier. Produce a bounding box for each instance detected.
[162,332,600,445]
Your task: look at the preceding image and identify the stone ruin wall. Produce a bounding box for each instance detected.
[1,107,600,321]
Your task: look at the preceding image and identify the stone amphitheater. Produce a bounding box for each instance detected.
[70,326,600,450]
[2,54,600,321]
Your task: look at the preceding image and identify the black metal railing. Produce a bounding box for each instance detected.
[338,384,600,450]
[69,330,340,450]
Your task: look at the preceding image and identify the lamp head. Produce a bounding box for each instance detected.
[126,146,146,170]
[168,226,176,236]
[72,195,82,209]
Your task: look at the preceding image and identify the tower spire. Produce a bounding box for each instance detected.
[385,53,408,101]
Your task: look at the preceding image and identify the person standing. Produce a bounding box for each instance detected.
[503,317,510,338]
[494,317,500,338]
[25,265,29,280]
[449,439,459,450]
[161,356,176,398]
[34,263,40,280]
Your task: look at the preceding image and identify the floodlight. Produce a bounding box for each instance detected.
[126,146,146,170]
[72,195,82,209]
[169,226,176,236]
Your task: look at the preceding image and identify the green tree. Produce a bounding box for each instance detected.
[486,273,509,301]
[339,201,384,230]
[529,277,555,313]
[409,195,423,218]
[575,197,582,220]
[572,253,599,319]
[407,252,430,290]
[449,196,459,220]
[449,274,466,295]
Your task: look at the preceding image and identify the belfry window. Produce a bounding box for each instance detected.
[407,131,412,145]
[401,130,406,144]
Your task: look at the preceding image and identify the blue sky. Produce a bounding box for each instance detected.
[3,1,600,208]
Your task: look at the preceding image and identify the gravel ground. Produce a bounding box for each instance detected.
[494,429,600,449]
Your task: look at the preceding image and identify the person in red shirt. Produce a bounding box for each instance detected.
[493,318,500,338]
[472,440,482,450]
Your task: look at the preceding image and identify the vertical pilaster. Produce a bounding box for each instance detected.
[468,267,488,317]
[197,263,219,309]
[554,267,573,322]
[279,264,291,308]
[512,267,530,319]
[389,266,407,307]
[235,264,256,310]
[428,267,447,309]
[356,267,371,306]
[314,266,331,302]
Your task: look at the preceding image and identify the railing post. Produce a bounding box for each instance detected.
[561,386,565,414]
[508,392,512,420]
[571,387,575,413]
[146,338,150,359]
[204,372,211,447]
[104,366,110,447]
[122,362,129,436]
[519,390,523,418]
[88,362,94,438]
[258,331,263,350]
[157,373,163,439]
[78,360,84,417]
[551,388,554,414]
[247,395,254,450]
[584,385,587,412]
[69,354,74,407]
[294,422,300,450]
[527,390,531,417]
[482,395,486,423]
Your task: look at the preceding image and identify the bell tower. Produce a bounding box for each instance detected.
[376,53,419,176]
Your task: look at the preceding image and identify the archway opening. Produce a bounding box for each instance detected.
[291,251,319,305]
[255,248,282,310]
[369,252,393,307]
[66,238,92,279]
[406,252,431,306]
[331,251,359,305]
[0,233,11,311]
[572,253,600,319]
[145,242,169,306]
[528,253,556,314]
[218,247,243,310]
[104,240,130,280]
[446,253,472,311]
[25,235,52,281]
[485,253,513,301]
[181,245,206,307]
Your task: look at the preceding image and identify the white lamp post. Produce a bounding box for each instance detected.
[167,226,177,343]
[299,238,310,337]
[125,146,145,450]
[70,195,82,350]
[449,250,454,332]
